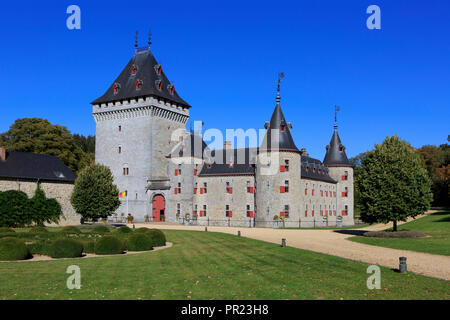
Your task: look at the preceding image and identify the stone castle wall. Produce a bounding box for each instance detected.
[0,179,80,225]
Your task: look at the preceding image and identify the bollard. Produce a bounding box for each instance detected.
[237,230,241,237]
[281,238,286,247]
[399,257,407,273]
[132,224,135,229]
[205,227,208,232]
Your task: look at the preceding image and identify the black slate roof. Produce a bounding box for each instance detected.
[323,128,352,167]
[301,156,337,183]
[0,151,77,182]
[199,148,257,176]
[91,48,190,108]
[169,133,208,159]
[260,100,299,153]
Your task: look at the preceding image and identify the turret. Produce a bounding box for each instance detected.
[323,106,354,226]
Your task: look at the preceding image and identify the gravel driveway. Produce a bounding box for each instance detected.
[134,211,450,281]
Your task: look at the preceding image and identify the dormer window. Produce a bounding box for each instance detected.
[167,83,175,95]
[339,145,344,152]
[130,64,137,75]
[113,83,121,95]
[135,79,143,90]
[155,80,163,91]
[154,64,162,75]
[280,124,287,132]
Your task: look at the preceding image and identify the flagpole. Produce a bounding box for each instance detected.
[126,190,129,217]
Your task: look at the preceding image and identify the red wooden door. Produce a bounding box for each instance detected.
[152,195,165,222]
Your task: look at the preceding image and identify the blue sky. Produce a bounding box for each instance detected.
[0,0,448,160]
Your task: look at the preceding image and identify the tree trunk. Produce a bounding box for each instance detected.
[393,220,397,232]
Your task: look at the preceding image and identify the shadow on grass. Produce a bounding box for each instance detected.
[431,209,450,222]
[333,229,369,236]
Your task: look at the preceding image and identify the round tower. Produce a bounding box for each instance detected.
[255,75,302,227]
[323,107,354,226]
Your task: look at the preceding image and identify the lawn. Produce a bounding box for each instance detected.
[348,209,450,256]
[0,229,448,300]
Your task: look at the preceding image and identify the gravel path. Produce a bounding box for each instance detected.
[135,211,450,281]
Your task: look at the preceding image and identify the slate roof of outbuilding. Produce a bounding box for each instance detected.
[91,48,190,108]
[198,148,257,176]
[0,150,77,183]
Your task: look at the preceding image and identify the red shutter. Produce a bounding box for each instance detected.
[280,211,285,217]
[312,210,314,216]
[174,169,178,176]
[229,187,233,194]
[312,189,315,196]
[248,187,254,193]
[200,211,203,216]
[249,211,254,218]
[280,165,285,172]
[193,188,197,194]
[229,211,232,217]
[193,210,197,215]
[305,210,307,217]
[174,188,178,194]
[200,188,204,194]
[342,192,346,197]
[342,210,346,216]
[194,169,198,175]
[280,186,285,193]
[305,188,307,195]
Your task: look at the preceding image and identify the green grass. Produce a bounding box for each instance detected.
[348,209,450,256]
[0,229,448,300]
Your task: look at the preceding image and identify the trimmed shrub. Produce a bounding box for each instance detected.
[146,229,166,247]
[49,239,84,258]
[135,228,152,234]
[94,236,124,255]
[27,240,52,256]
[115,225,132,234]
[92,225,110,234]
[0,237,31,261]
[0,227,14,233]
[61,226,82,234]
[127,233,154,251]
[0,190,31,227]
[81,240,96,253]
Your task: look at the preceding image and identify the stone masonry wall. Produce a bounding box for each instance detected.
[0,179,80,225]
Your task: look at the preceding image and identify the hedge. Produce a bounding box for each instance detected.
[145,229,166,247]
[0,237,31,261]
[92,225,110,234]
[29,226,49,233]
[0,227,15,233]
[94,236,124,255]
[127,234,154,251]
[49,239,84,258]
[115,225,132,233]
[61,226,82,234]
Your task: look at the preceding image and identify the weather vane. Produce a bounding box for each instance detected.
[134,30,139,49]
[148,26,152,48]
[334,105,340,128]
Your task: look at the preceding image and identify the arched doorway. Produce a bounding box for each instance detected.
[152,194,165,222]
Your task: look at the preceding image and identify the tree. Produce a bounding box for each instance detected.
[0,118,90,173]
[0,190,31,227]
[70,164,120,221]
[29,184,62,226]
[349,153,367,219]
[356,135,433,231]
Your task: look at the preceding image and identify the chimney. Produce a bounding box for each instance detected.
[224,140,231,150]
[0,147,5,161]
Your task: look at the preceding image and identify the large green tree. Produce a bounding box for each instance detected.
[0,118,90,173]
[356,135,433,231]
[70,164,120,221]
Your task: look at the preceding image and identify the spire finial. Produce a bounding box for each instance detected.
[134,30,139,51]
[276,71,284,105]
[148,26,152,48]
[334,105,340,130]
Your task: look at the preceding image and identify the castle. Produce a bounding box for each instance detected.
[91,39,354,228]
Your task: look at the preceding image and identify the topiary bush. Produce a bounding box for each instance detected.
[61,226,82,234]
[80,240,96,253]
[145,229,166,247]
[134,228,151,234]
[0,237,31,261]
[115,225,132,234]
[94,236,124,255]
[92,225,110,234]
[27,240,52,256]
[49,239,84,258]
[127,233,154,251]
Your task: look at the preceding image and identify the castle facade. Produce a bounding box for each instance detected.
[92,42,354,228]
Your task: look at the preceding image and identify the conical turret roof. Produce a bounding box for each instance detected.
[91,47,190,107]
[260,92,299,153]
[323,127,351,167]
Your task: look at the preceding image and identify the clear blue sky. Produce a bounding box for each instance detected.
[0,0,448,160]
